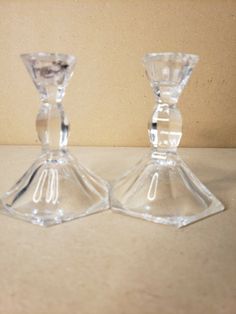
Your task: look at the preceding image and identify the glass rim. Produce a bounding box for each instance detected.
[20,52,76,62]
[143,52,199,64]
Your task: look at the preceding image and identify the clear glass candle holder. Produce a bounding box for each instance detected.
[111,52,224,228]
[0,52,109,226]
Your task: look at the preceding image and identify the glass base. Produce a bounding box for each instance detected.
[0,151,109,226]
[111,152,224,228]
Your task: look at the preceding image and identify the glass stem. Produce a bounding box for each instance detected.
[36,101,69,153]
[148,99,182,158]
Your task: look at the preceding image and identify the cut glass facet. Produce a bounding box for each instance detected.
[0,52,109,226]
[111,52,224,228]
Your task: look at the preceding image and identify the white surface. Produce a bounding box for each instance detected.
[0,146,235,314]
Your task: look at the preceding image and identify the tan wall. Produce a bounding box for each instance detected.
[0,0,235,147]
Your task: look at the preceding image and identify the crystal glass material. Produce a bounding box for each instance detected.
[0,52,109,226]
[111,52,224,228]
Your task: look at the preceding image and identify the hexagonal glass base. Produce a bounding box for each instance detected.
[111,152,224,228]
[0,151,109,226]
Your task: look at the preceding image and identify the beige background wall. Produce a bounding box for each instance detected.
[0,0,235,147]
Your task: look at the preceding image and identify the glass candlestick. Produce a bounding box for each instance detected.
[0,52,109,226]
[111,52,224,228]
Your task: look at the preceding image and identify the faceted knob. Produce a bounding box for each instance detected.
[148,104,182,151]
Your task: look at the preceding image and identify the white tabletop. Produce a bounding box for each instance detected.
[0,146,235,314]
